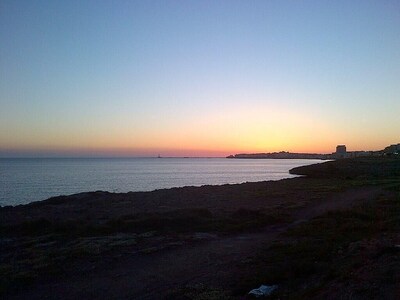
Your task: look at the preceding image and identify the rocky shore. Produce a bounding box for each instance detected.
[1,157,399,299]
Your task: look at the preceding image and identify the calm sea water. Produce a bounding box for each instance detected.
[0,158,323,206]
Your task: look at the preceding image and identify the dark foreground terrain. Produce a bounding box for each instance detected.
[1,157,399,299]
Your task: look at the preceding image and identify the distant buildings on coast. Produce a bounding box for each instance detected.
[227,152,328,160]
[336,145,346,155]
[227,143,400,160]
[332,143,400,159]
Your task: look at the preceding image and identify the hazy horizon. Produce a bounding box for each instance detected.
[1,1,399,157]
[0,143,393,158]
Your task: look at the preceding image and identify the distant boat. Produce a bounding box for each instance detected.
[157,154,162,158]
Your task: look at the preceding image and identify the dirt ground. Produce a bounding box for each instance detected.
[3,185,384,299]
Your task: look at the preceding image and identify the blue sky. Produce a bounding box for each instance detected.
[1,0,399,156]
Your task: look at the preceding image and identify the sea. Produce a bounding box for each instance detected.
[0,158,324,206]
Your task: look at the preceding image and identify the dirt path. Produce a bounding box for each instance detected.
[9,187,382,300]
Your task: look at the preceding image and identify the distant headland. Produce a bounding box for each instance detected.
[227,143,400,160]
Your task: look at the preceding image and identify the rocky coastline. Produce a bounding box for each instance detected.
[1,157,399,299]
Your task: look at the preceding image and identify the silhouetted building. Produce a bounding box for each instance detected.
[336,145,346,154]
[333,145,347,159]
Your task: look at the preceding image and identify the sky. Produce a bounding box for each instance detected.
[1,0,399,157]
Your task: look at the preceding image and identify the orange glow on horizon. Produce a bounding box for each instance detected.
[0,141,391,158]
[1,102,397,157]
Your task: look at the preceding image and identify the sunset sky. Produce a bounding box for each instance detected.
[1,1,399,157]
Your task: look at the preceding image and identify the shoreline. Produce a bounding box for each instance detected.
[0,158,326,208]
[1,175,303,209]
[1,157,399,299]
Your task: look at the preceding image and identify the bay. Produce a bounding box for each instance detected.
[0,158,323,206]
